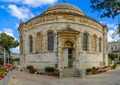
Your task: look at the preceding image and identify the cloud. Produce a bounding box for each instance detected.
[15,23,19,28]
[0,28,20,53]
[107,24,116,29]
[108,29,120,42]
[1,28,17,40]
[0,0,57,8]
[8,4,34,20]
[0,0,21,3]
[23,0,57,7]
[11,46,20,53]
[100,21,116,29]
[0,5,5,9]
[3,28,14,37]
[108,30,114,42]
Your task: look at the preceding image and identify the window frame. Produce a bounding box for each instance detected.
[48,32,54,51]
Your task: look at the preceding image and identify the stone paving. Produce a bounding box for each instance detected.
[9,67,120,85]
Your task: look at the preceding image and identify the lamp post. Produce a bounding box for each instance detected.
[4,48,6,66]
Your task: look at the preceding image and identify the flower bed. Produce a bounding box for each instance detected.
[0,67,7,79]
[0,64,14,80]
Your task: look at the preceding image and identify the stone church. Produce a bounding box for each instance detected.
[18,2,108,76]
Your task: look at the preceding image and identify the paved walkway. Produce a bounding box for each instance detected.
[9,67,120,85]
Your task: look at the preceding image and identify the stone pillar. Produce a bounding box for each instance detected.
[23,31,27,67]
[58,48,64,77]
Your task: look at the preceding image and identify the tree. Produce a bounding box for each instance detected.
[0,32,19,55]
[90,0,120,18]
[108,53,118,60]
[112,23,120,41]
[90,0,120,39]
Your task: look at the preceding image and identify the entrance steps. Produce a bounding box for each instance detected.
[63,68,80,77]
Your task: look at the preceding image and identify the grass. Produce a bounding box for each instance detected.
[0,67,6,76]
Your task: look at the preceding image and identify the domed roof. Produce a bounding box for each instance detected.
[42,3,85,16]
[46,3,83,12]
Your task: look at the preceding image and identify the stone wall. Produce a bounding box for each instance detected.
[19,14,108,70]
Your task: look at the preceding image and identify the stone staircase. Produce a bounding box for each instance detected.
[63,68,80,77]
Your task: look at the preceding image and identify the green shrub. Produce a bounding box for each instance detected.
[0,67,6,76]
[113,63,117,67]
[27,65,33,69]
[92,67,96,70]
[45,66,55,72]
[86,68,92,72]
[0,67,6,71]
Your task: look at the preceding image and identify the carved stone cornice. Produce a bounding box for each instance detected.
[58,26,80,34]
[24,15,102,29]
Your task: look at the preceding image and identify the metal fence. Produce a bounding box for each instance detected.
[0,71,12,85]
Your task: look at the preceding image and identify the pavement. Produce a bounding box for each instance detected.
[9,67,120,85]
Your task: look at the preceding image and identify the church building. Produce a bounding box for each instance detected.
[18,2,108,76]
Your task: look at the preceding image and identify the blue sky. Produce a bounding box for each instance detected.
[0,0,119,53]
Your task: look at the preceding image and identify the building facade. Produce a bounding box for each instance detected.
[11,53,20,66]
[18,3,108,75]
[108,42,120,64]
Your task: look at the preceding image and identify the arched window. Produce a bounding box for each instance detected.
[48,32,54,51]
[83,33,88,51]
[99,38,101,52]
[29,36,33,53]
[92,35,97,52]
[35,32,42,51]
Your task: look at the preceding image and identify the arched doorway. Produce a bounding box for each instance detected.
[64,41,74,68]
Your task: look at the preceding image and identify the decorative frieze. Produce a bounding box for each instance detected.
[24,14,102,32]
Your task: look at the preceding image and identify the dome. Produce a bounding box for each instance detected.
[42,3,85,16]
[46,3,82,12]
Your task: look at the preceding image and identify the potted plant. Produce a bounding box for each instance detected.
[93,67,99,74]
[45,66,55,76]
[113,63,117,69]
[27,65,35,74]
[86,68,92,75]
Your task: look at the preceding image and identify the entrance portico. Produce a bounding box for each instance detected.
[58,27,79,71]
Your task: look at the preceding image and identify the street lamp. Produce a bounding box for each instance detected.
[4,48,6,66]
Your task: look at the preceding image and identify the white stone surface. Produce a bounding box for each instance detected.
[9,67,120,85]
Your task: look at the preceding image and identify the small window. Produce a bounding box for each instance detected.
[29,36,33,53]
[48,32,54,51]
[35,33,42,51]
[99,38,101,52]
[83,33,88,51]
[92,35,97,52]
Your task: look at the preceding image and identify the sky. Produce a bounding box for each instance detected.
[0,0,119,53]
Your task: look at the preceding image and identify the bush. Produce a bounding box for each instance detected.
[113,63,117,67]
[0,67,6,76]
[45,66,55,72]
[92,67,96,70]
[27,65,33,70]
[86,68,92,72]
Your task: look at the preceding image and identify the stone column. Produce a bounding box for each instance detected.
[23,30,27,67]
